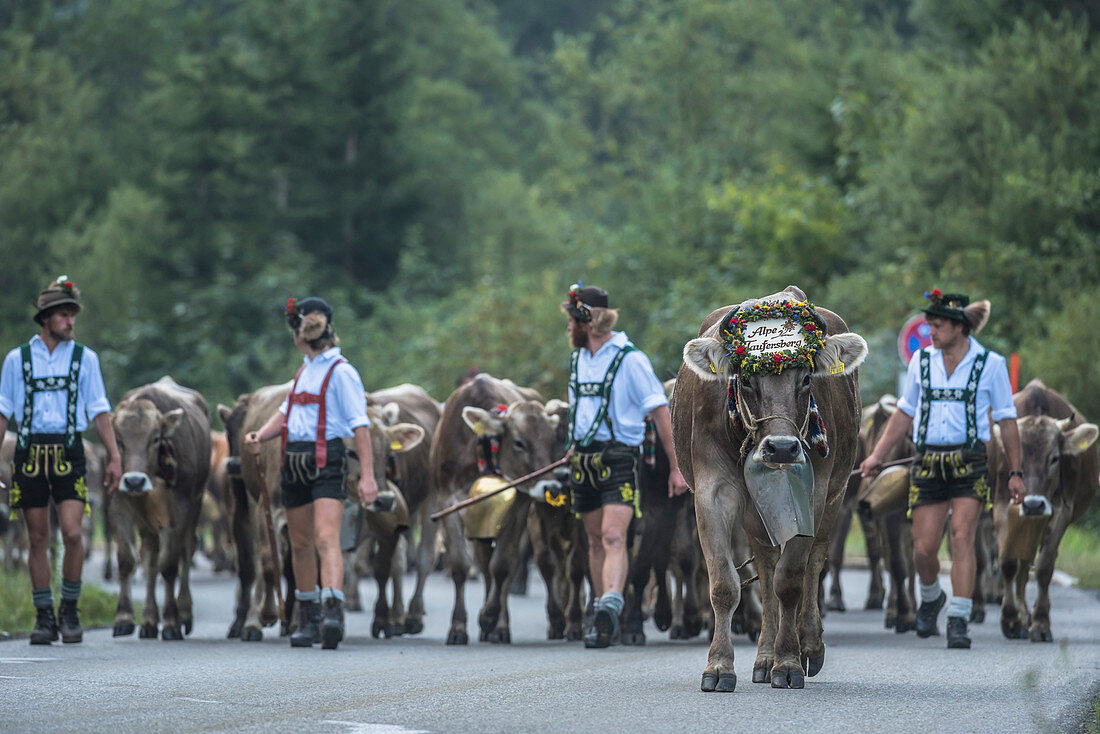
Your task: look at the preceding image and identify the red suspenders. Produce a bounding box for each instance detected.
[280,357,347,468]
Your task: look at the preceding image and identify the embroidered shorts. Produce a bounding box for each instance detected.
[569,441,641,516]
[908,443,990,516]
[11,434,88,511]
[281,439,348,509]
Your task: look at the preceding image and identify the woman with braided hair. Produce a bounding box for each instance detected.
[244,297,377,649]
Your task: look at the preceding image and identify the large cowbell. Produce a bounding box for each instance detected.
[744,456,815,546]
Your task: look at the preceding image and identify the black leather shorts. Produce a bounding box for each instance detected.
[908,443,990,515]
[569,441,641,516]
[281,439,348,509]
[11,434,88,511]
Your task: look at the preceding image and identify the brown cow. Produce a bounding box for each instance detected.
[429,374,563,644]
[201,430,234,573]
[675,286,866,691]
[991,379,1098,641]
[365,384,442,635]
[111,376,211,640]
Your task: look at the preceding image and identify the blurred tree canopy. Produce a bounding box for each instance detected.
[1,0,1098,423]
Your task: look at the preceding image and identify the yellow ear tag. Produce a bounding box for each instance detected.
[1080,440,1092,452]
[708,362,717,374]
[389,440,403,451]
[829,360,845,375]
[471,423,485,436]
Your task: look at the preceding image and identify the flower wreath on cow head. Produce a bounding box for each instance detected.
[682,297,869,459]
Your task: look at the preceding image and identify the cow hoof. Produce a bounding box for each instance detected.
[1029,628,1053,643]
[478,630,489,642]
[825,595,846,613]
[404,619,424,636]
[970,607,986,624]
[1001,618,1028,640]
[547,627,565,640]
[139,624,158,639]
[752,667,769,684]
[161,626,183,641]
[227,621,243,639]
[384,623,405,639]
[182,619,193,635]
[684,617,703,639]
[864,596,884,611]
[241,628,263,642]
[701,672,718,692]
[772,669,805,689]
[884,613,897,629]
[670,625,684,640]
[486,629,511,644]
[372,620,385,639]
[895,617,916,634]
[715,672,737,692]
[113,622,135,637]
[621,630,646,646]
[565,627,583,642]
[803,646,825,677]
[747,625,760,644]
[279,622,290,638]
[654,608,672,632]
[446,629,468,645]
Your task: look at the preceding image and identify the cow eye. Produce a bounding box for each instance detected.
[740,375,753,391]
[801,373,812,388]
[1049,455,1059,467]
[152,436,161,445]
[513,439,527,451]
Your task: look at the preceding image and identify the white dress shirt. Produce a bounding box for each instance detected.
[897,337,1017,446]
[569,331,668,446]
[0,335,111,432]
[279,347,371,442]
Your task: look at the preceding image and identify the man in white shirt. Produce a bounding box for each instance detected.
[860,290,1025,649]
[0,277,122,645]
[562,282,687,648]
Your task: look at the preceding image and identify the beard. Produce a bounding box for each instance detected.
[48,325,74,342]
[569,325,588,349]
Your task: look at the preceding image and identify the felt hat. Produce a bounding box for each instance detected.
[34,276,82,325]
[562,282,609,323]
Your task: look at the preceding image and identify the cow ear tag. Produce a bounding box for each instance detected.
[389,439,403,451]
[709,361,717,374]
[829,360,845,375]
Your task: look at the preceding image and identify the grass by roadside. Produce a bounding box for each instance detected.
[841,516,1100,589]
[0,564,122,637]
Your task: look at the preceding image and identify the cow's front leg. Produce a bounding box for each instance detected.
[999,556,1029,639]
[695,484,742,692]
[770,536,812,689]
[388,536,408,635]
[798,537,829,677]
[112,514,137,636]
[442,512,471,645]
[1030,513,1070,642]
[139,529,160,638]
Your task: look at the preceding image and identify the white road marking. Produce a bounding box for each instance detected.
[0,657,56,664]
[0,675,32,679]
[323,721,430,734]
[178,697,222,704]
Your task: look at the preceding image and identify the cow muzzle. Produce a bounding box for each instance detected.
[753,434,805,468]
[120,472,154,494]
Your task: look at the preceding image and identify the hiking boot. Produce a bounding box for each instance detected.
[30,606,58,645]
[320,598,345,650]
[915,590,946,638]
[946,616,971,649]
[585,604,621,649]
[57,599,83,644]
[290,600,321,648]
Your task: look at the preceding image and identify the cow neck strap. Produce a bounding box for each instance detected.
[18,342,84,451]
[281,357,347,468]
[916,349,988,451]
[727,375,828,461]
[476,434,502,476]
[567,345,635,449]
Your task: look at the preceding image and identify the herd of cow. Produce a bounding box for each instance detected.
[1,287,1096,692]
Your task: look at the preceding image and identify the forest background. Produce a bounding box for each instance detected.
[1,3,1098,475]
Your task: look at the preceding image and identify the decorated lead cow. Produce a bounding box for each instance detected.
[674,286,866,691]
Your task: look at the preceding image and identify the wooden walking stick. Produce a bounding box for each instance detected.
[431,456,570,522]
[250,452,285,625]
[849,456,916,477]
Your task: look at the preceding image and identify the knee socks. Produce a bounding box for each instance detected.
[33,588,53,609]
[61,579,81,602]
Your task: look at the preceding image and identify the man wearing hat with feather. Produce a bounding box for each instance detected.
[0,276,122,645]
[860,289,1025,649]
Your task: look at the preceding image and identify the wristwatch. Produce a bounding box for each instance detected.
[1009,470,1024,478]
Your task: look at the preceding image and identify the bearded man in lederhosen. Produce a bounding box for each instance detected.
[244,296,377,650]
[562,282,688,649]
[0,277,122,645]
[860,289,1025,649]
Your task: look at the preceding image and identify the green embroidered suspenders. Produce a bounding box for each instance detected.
[567,345,635,449]
[915,348,988,451]
[17,342,85,451]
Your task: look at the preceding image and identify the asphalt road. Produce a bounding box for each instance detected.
[2,554,1099,734]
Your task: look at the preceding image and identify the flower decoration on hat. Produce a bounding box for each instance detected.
[55,275,76,295]
[284,297,298,317]
[566,281,592,322]
[720,300,827,375]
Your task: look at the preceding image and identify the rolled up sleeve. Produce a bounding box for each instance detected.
[987,354,1018,421]
[624,352,668,414]
[895,352,921,418]
[80,349,112,420]
[334,363,371,430]
[0,349,19,420]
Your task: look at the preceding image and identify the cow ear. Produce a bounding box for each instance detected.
[682,337,729,382]
[813,333,868,377]
[216,403,233,428]
[545,412,561,430]
[381,402,401,426]
[545,398,568,414]
[462,406,504,436]
[160,408,185,437]
[386,422,425,453]
[1061,423,1099,456]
